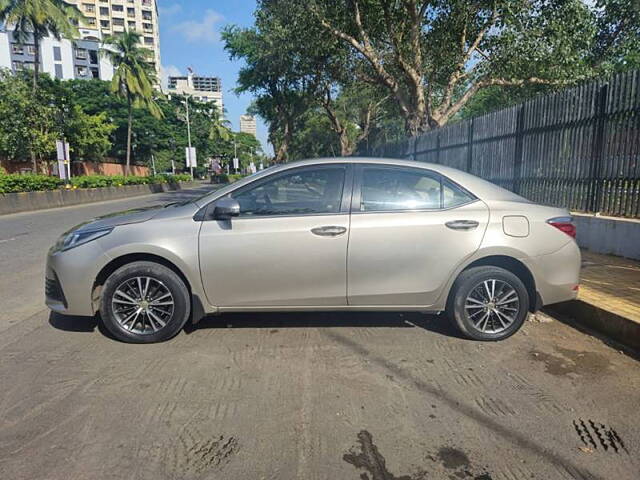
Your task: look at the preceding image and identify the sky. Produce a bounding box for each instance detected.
[157,1,271,153]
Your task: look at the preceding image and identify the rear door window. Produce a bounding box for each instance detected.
[358,166,475,212]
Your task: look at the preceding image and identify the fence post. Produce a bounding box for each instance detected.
[513,105,525,194]
[436,132,441,164]
[466,119,474,173]
[588,83,608,213]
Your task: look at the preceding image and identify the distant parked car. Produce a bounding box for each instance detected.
[46,157,580,343]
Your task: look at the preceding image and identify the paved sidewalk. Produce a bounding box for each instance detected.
[549,249,640,352]
[580,251,640,323]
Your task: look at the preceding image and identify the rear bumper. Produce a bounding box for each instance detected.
[523,240,581,307]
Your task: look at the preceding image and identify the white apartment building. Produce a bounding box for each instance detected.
[65,0,161,77]
[0,24,114,81]
[167,71,224,112]
[240,114,257,137]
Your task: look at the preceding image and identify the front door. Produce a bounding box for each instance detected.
[347,164,489,307]
[199,164,352,307]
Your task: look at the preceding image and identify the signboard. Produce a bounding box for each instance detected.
[185,147,197,168]
[249,162,257,174]
[232,157,239,170]
[56,140,70,180]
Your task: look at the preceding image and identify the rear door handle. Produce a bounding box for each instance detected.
[445,220,479,231]
[311,226,347,237]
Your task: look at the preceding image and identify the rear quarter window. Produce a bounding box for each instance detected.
[443,179,476,208]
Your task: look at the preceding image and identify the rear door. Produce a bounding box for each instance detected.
[347,164,489,307]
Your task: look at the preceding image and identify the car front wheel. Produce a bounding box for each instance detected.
[448,266,529,341]
[100,261,191,343]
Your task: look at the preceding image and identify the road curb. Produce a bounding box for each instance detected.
[0,181,200,216]
[547,300,640,352]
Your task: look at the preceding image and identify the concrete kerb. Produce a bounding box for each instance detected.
[546,300,640,354]
[0,181,200,216]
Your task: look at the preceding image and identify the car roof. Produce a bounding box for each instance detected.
[198,157,530,205]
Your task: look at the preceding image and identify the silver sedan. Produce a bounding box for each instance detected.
[46,158,580,343]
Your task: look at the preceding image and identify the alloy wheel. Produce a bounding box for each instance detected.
[464,279,520,334]
[111,276,175,335]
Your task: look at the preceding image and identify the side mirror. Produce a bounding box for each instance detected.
[212,197,240,220]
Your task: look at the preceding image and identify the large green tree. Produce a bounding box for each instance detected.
[102,32,162,175]
[303,0,603,135]
[223,23,314,163]
[0,70,114,169]
[239,0,639,143]
[0,0,82,90]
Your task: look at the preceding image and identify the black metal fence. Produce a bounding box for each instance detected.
[365,70,640,218]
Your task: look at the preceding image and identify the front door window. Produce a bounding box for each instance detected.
[233,167,346,217]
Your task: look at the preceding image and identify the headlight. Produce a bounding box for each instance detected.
[54,228,113,252]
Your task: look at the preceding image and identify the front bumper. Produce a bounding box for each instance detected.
[45,243,111,317]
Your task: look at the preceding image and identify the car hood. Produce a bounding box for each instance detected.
[73,205,165,232]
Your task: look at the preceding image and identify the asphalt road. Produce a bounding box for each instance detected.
[1,188,639,480]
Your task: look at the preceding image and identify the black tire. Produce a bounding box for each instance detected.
[100,261,191,343]
[447,266,529,341]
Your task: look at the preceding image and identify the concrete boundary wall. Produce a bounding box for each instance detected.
[0,182,198,216]
[574,213,640,260]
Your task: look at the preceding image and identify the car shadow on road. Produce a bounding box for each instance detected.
[49,310,465,341]
[49,311,98,333]
[187,311,465,339]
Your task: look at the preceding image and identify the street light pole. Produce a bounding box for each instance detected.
[185,95,193,180]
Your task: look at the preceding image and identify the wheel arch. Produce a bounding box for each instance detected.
[449,255,539,313]
[92,253,207,323]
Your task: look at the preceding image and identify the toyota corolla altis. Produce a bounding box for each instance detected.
[46,158,580,343]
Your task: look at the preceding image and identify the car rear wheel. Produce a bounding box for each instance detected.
[100,261,191,343]
[448,266,529,341]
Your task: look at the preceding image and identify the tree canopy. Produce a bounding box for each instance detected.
[224,0,640,162]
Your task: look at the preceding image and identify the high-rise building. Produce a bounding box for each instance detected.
[0,24,114,81]
[65,0,162,77]
[240,115,257,137]
[167,70,224,112]
[0,0,162,81]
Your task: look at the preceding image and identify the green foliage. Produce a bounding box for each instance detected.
[0,69,58,162]
[0,172,192,193]
[228,174,246,183]
[68,173,191,188]
[0,70,116,166]
[66,108,116,161]
[0,173,62,193]
[227,0,640,152]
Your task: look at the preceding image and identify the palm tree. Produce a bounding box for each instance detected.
[0,0,82,91]
[102,31,162,176]
[210,114,232,144]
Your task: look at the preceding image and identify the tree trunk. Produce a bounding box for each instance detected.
[126,98,133,176]
[338,130,354,156]
[274,120,291,163]
[32,35,40,92]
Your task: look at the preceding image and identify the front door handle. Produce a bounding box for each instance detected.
[446,220,479,231]
[311,226,347,237]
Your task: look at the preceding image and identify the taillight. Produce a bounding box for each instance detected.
[547,216,576,238]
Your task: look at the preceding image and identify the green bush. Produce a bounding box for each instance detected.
[0,174,63,194]
[211,173,229,184]
[228,174,246,183]
[0,173,194,194]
